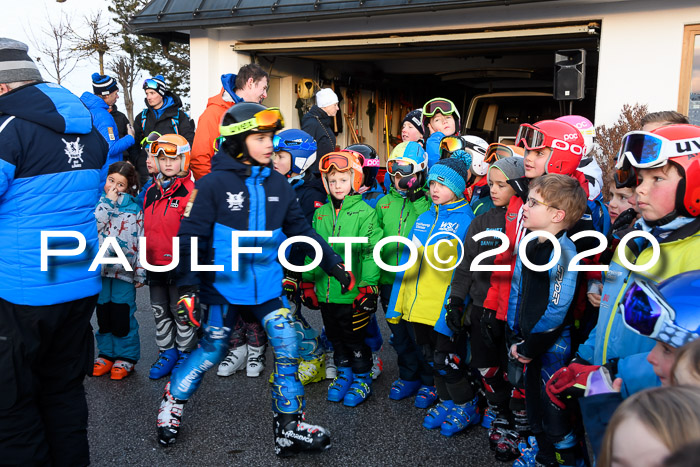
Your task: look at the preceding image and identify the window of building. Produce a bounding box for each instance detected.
[679,24,700,125]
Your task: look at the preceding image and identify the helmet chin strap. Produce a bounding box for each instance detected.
[646,210,679,228]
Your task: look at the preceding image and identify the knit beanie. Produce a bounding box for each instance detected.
[92,72,118,95]
[487,156,525,184]
[402,109,424,136]
[316,88,338,108]
[0,38,42,84]
[427,158,469,198]
[143,74,167,97]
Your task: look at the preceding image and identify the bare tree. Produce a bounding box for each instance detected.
[27,12,79,84]
[109,52,139,122]
[70,11,119,75]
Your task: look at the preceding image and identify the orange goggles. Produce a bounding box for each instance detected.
[219,108,284,137]
[319,152,364,173]
[149,141,189,158]
[485,143,517,164]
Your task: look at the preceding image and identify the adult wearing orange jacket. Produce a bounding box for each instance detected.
[189,64,269,180]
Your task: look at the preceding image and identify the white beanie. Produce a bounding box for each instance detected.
[316,88,338,108]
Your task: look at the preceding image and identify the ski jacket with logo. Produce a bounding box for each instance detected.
[95,191,145,284]
[0,82,107,306]
[303,194,382,304]
[386,199,475,336]
[143,174,195,266]
[506,231,578,359]
[176,155,342,306]
[375,187,431,286]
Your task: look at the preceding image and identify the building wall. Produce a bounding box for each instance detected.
[188,1,700,128]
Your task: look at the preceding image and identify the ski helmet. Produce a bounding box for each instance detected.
[149,133,191,173]
[346,144,380,188]
[219,103,284,164]
[616,124,700,217]
[387,141,428,192]
[557,115,595,156]
[461,135,489,176]
[621,270,700,348]
[516,120,585,175]
[422,97,461,137]
[318,150,365,194]
[273,129,317,176]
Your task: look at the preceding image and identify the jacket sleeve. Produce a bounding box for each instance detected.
[358,208,382,287]
[134,209,146,284]
[518,248,578,359]
[95,196,116,234]
[450,219,479,301]
[109,134,135,158]
[133,113,144,149]
[176,181,215,287]
[281,187,342,275]
[617,352,661,398]
[178,111,196,145]
[425,131,445,168]
[190,109,216,180]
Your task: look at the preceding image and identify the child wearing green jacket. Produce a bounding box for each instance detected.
[302,149,382,407]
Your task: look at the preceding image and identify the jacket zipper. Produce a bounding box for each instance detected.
[251,171,260,304]
[327,198,343,302]
[406,204,438,321]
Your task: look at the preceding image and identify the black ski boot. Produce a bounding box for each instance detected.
[273,412,331,457]
[157,382,186,446]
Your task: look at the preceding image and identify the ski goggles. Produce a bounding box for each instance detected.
[143,79,163,91]
[141,131,162,150]
[319,152,364,173]
[615,131,671,169]
[439,136,464,159]
[387,158,420,177]
[219,108,284,137]
[613,155,639,188]
[149,140,190,158]
[620,276,699,346]
[515,123,552,151]
[485,143,519,164]
[422,98,457,118]
[273,134,316,153]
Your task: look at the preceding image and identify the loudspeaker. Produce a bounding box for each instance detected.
[554,49,586,101]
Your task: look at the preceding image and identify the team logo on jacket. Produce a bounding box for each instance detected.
[314,201,323,208]
[507,213,517,222]
[170,199,179,208]
[227,191,245,211]
[62,137,84,168]
[438,221,458,233]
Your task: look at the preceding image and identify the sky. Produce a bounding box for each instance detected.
[6,0,147,117]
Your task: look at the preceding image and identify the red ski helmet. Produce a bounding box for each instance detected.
[516,120,585,175]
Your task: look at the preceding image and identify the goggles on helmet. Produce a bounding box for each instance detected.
[319,152,364,173]
[515,123,552,151]
[620,276,699,347]
[149,140,191,159]
[614,155,639,188]
[141,131,162,150]
[273,134,316,153]
[143,79,161,90]
[387,159,420,177]
[219,108,284,137]
[485,143,517,164]
[422,98,457,118]
[615,131,672,170]
[439,136,464,159]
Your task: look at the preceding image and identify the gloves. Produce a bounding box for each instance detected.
[301,282,319,310]
[407,188,427,203]
[329,262,356,294]
[546,363,601,409]
[354,285,379,314]
[282,270,301,301]
[480,308,503,349]
[176,286,201,328]
[445,297,466,334]
[612,207,638,232]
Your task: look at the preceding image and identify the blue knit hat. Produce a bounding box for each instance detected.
[92,72,118,96]
[143,74,167,97]
[427,158,469,198]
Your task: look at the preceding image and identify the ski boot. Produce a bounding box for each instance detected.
[389,379,421,401]
[441,397,481,437]
[157,382,185,446]
[217,345,248,376]
[324,351,337,379]
[149,348,178,380]
[343,372,372,407]
[93,357,114,377]
[513,436,539,467]
[247,344,266,377]
[327,366,353,402]
[423,400,455,430]
[415,385,438,409]
[371,352,383,380]
[495,429,524,462]
[273,412,331,457]
[298,356,325,385]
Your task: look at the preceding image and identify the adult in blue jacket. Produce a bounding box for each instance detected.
[0,38,108,466]
[80,73,136,188]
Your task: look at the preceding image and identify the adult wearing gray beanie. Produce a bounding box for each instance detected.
[0,37,108,467]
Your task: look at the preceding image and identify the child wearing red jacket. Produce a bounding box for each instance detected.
[143,134,197,379]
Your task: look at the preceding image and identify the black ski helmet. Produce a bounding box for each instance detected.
[219,103,284,164]
[346,143,379,188]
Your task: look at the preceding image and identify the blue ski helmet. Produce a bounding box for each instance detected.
[273,129,317,176]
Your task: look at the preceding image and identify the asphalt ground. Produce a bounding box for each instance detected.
[85,286,503,466]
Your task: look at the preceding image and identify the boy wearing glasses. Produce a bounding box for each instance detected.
[157,103,354,457]
[422,97,461,168]
[133,75,195,185]
[506,174,587,466]
[301,149,382,407]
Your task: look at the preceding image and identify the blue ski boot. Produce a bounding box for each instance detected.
[389,379,421,401]
[423,400,455,430]
[327,366,353,402]
[343,372,372,407]
[440,397,481,437]
[149,348,179,380]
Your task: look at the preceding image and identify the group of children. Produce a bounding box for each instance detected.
[87,88,700,464]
